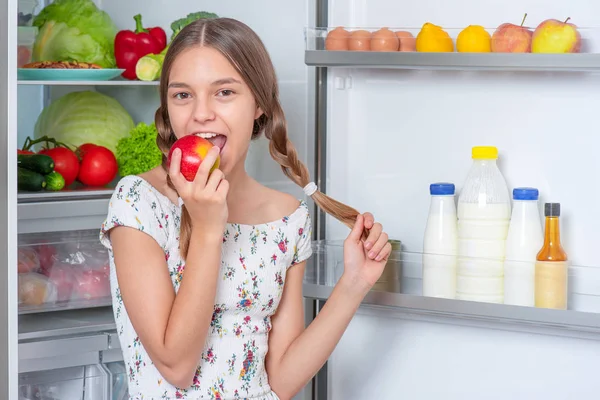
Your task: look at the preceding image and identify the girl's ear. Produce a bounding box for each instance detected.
[255,106,264,120]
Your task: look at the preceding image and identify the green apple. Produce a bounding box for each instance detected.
[532,18,581,53]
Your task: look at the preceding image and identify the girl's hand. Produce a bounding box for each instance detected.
[169,146,229,236]
[341,213,392,294]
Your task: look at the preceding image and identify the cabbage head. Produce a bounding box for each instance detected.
[34,91,135,154]
[32,0,118,68]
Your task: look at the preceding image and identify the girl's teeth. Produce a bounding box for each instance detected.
[195,133,218,138]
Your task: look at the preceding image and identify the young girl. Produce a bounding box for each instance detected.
[100,17,392,400]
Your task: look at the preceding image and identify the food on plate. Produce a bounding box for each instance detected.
[325,27,350,50]
[395,31,416,51]
[416,23,454,52]
[136,49,166,81]
[77,144,118,187]
[18,247,40,274]
[532,18,581,53]
[167,135,220,182]
[456,25,492,53]
[491,14,533,53]
[18,273,57,306]
[170,11,219,40]
[348,30,372,51]
[21,61,102,69]
[32,0,118,68]
[115,14,167,80]
[34,91,135,154]
[17,153,54,175]
[17,167,46,192]
[370,28,399,51]
[116,122,162,176]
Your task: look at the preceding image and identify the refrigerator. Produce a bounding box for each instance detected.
[3,0,600,399]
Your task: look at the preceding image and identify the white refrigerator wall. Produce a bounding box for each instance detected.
[325,0,600,398]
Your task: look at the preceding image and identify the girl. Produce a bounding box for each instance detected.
[100,17,392,400]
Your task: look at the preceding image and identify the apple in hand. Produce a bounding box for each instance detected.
[167,135,220,182]
[532,17,581,53]
[491,13,532,53]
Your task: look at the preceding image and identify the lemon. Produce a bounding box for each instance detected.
[456,25,492,53]
[416,23,454,52]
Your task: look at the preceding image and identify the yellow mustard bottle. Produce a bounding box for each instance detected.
[535,203,568,310]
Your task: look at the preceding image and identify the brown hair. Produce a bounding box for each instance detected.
[156,18,366,259]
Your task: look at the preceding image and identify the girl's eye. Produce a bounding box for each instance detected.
[174,92,190,100]
[218,89,234,97]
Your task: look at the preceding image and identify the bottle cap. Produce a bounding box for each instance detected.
[513,187,539,201]
[472,146,498,160]
[430,182,455,195]
[545,203,560,217]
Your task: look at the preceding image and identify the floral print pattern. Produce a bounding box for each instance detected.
[99,176,313,400]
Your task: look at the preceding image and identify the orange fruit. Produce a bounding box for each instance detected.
[416,23,454,52]
[456,25,492,53]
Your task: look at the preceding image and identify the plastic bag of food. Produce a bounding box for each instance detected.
[46,263,75,302]
[71,268,111,300]
[18,247,40,274]
[18,273,57,306]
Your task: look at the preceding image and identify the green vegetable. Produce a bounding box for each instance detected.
[17,153,55,175]
[116,122,163,176]
[44,171,66,191]
[170,11,219,40]
[32,0,118,68]
[18,167,46,192]
[34,91,135,154]
[136,50,166,81]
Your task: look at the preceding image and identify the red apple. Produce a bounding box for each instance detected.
[167,135,220,182]
[532,17,581,53]
[491,13,533,53]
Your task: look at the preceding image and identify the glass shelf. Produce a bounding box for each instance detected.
[305,241,600,334]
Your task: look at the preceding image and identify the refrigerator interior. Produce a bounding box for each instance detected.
[315,0,600,398]
[14,0,315,399]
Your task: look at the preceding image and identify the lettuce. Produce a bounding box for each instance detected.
[33,91,135,154]
[32,0,118,68]
[115,122,163,176]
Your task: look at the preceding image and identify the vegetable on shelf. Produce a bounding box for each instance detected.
[115,122,162,176]
[17,153,54,175]
[45,171,66,191]
[115,14,167,80]
[32,0,118,68]
[136,48,166,81]
[77,143,118,187]
[22,135,80,187]
[18,167,47,192]
[170,11,219,40]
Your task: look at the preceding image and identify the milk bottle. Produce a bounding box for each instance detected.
[423,183,457,299]
[504,188,543,307]
[456,146,511,303]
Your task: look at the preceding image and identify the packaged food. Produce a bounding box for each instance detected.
[18,273,57,306]
[47,264,75,302]
[72,268,111,300]
[17,0,38,26]
[17,26,38,68]
[18,246,40,274]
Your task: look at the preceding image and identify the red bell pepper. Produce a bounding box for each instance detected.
[115,14,167,80]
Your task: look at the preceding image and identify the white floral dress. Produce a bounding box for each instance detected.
[99,176,313,400]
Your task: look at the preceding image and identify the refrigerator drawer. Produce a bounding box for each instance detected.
[19,364,109,400]
[18,229,112,314]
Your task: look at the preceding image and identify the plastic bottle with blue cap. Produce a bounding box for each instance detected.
[503,187,544,307]
[422,182,458,299]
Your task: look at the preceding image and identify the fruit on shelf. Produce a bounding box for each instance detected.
[491,13,533,53]
[532,18,581,53]
[395,31,416,51]
[371,28,399,51]
[457,25,492,53]
[167,135,220,182]
[348,30,372,51]
[325,27,350,50]
[416,23,454,52]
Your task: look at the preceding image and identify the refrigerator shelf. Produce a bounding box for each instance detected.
[305,50,600,72]
[305,241,600,336]
[18,79,160,86]
[18,198,110,234]
[19,307,116,341]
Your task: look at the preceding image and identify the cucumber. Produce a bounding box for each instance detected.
[18,167,46,192]
[17,154,54,175]
[44,171,65,191]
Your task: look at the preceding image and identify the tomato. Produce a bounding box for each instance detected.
[77,145,118,187]
[77,143,98,157]
[17,149,34,155]
[38,147,80,187]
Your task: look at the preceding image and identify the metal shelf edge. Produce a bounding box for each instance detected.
[303,283,600,334]
[304,50,600,71]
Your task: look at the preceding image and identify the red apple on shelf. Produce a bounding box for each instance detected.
[532,17,581,53]
[491,13,533,53]
[167,135,220,182]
